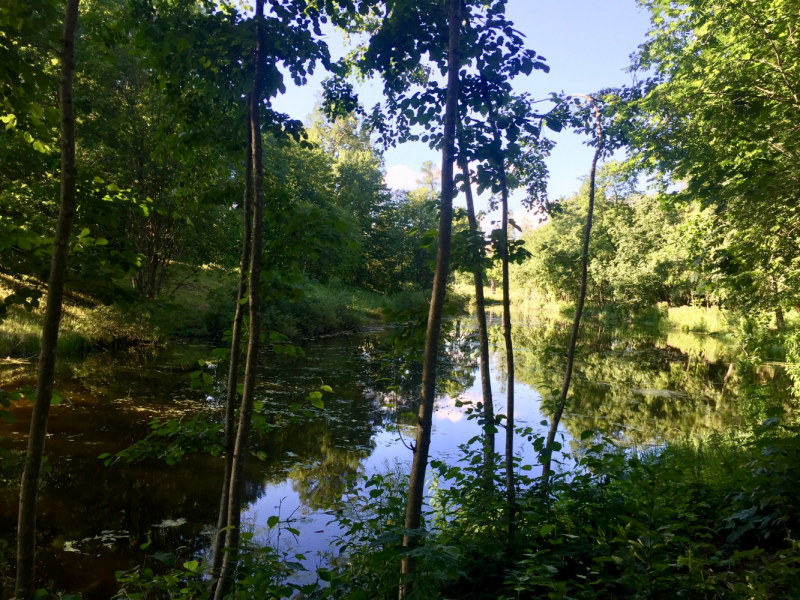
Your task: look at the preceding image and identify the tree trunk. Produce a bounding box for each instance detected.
[210,105,253,587]
[213,2,265,596]
[456,145,494,473]
[15,1,80,597]
[776,307,785,331]
[481,74,515,532]
[399,0,460,595]
[541,96,604,484]
[499,170,515,530]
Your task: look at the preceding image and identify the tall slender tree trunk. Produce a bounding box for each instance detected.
[399,0,460,595]
[456,142,494,470]
[15,2,80,598]
[541,95,604,484]
[499,167,515,531]
[210,105,253,587]
[213,3,265,597]
[482,80,515,532]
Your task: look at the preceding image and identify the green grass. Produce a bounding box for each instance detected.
[667,304,730,333]
[0,267,415,356]
[0,307,94,357]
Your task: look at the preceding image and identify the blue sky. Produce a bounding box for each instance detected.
[271,0,652,219]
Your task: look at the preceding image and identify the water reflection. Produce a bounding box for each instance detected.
[0,314,790,598]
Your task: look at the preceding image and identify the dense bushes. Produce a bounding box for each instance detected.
[109,415,800,599]
[322,417,800,599]
[204,278,370,341]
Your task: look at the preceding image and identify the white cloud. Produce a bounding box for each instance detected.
[384,164,420,191]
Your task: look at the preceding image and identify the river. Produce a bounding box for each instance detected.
[0,311,788,598]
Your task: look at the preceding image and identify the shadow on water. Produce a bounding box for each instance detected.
[0,312,791,598]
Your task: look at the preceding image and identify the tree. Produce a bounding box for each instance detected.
[618,0,800,322]
[455,137,494,470]
[454,8,553,526]
[514,163,691,310]
[14,1,81,598]
[541,95,604,484]
[398,1,460,593]
[209,107,253,583]
[0,0,61,143]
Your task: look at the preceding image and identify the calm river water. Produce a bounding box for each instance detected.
[0,311,789,598]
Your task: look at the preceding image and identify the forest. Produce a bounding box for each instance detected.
[1,0,800,598]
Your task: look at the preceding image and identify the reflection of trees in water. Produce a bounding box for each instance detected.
[0,328,475,598]
[365,320,478,412]
[504,317,791,446]
[355,322,478,429]
[288,446,367,512]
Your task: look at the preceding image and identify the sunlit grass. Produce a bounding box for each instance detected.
[667,304,730,333]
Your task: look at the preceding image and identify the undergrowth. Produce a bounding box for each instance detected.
[103,412,800,600]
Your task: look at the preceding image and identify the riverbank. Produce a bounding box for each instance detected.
[0,269,431,357]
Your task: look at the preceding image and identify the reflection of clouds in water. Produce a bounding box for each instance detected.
[434,394,465,423]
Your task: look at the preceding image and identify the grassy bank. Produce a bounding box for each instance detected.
[0,270,432,357]
[462,281,796,335]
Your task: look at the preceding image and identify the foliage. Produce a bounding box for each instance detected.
[316,416,800,599]
[613,0,800,317]
[512,163,688,310]
[0,0,439,340]
[113,529,314,600]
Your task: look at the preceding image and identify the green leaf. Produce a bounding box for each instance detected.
[310,397,324,410]
[151,551,174,565]
[268,515,280,528]
[320,385,333,393]
[183,560,199,572]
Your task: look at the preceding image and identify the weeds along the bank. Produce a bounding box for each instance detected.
[0,275,443,357]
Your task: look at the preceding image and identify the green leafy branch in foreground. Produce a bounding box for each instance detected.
[113,517,318,600]
[100,382,333,467]
[104,408,800,599]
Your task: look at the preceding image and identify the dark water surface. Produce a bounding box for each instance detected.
[0,313,789,598]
